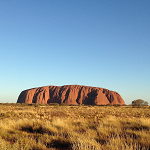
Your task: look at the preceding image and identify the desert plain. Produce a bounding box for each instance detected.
[0,103,149,150]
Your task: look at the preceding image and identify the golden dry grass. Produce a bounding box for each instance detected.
[0,103,149,150]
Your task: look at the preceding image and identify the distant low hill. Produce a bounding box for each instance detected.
[17,85,125,105]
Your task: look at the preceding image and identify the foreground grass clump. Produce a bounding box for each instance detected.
[0,104,150,150]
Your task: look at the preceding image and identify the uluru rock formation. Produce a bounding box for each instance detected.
[17,85,125,105]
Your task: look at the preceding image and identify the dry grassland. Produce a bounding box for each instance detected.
[0,103,150,150]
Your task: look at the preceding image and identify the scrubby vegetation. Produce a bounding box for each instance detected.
[0,103,150,150]
[132,99,148,106]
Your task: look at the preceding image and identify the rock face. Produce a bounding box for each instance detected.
[17,85,125,105]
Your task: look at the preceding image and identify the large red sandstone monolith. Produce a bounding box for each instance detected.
[17,85,125,105]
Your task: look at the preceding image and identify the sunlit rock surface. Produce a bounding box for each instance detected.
[17,85,125,105]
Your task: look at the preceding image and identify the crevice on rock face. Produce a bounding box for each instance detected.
[76,86,83,104]
[17,85,125,105]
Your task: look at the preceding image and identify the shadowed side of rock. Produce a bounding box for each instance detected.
[17,85,125,105]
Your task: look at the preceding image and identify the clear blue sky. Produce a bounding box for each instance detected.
[0,0,150,105]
